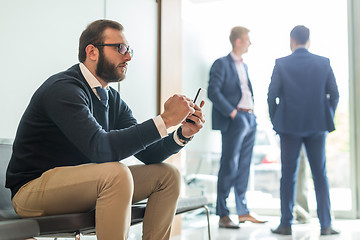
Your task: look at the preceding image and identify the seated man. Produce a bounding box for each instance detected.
[5,19,205,240]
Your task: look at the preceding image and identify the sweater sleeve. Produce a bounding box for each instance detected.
[134,131,183,164]
[44,79,162,163]
[111,92,184,164]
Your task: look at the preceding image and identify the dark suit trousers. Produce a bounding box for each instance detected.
[216,112,256,217]
[279,132,332,228]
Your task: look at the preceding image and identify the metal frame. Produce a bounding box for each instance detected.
[203,205,211,240]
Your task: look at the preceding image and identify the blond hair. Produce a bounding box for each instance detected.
[229,26,250,47]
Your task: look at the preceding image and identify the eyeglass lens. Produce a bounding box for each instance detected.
[119,44,133,57]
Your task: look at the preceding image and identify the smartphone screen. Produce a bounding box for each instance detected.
[186,88,206,123]
[194,88,206,107]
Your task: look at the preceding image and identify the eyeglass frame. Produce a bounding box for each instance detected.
[92,43,133,57]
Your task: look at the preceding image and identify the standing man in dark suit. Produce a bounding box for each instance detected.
[208,26,265,229]
[268,25,340,236]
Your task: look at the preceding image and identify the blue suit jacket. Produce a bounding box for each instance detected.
[208,54,254,132]
[267,48,339,135]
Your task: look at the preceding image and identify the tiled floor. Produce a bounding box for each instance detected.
[174,214,360,240]
[36,213,360,240]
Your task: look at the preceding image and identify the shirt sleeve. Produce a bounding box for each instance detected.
[152,115,168,138]
[153,116,185,146]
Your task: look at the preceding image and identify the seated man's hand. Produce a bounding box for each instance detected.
[160,94,195,128]
[181,103,205,138]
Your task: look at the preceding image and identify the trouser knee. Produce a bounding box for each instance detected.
[160,163,181,197]
[97,162,134,197]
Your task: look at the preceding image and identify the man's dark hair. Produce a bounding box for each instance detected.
[78,19,124,63]
[290,25,310,45]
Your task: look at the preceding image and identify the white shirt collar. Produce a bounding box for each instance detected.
[230,51,243,63]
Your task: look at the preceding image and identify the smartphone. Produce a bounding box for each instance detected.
[186,88,206,123]
[193,87,206,108]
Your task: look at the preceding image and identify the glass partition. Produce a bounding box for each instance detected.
[182,0,350,217]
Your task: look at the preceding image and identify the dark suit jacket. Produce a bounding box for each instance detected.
[208,54,254,132]
[267,48,339,135]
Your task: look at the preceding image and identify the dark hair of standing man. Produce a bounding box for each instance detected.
[78,19,124,63]
[290,25,310,45]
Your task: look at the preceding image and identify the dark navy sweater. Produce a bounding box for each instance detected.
[6,64,182,197]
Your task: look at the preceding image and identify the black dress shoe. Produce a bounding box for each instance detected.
[219,216,240,229]
[271,225,292,235]
[321,226,340,235]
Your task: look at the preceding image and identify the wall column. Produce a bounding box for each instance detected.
[348,0,360,218]
[159,0,184,236]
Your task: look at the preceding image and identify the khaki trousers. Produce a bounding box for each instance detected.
[12,162,181,240]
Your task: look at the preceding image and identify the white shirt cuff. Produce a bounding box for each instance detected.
[153,115,168,138]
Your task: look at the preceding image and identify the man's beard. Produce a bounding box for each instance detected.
[96,50,126,83]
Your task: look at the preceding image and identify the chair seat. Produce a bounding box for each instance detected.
[0,218,39,240]
[35,203,148,237]
[34,211,95,236]
[176,196,208,214]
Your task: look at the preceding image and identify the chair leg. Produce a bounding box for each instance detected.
[202,205,211,240]
[52,234,80,240]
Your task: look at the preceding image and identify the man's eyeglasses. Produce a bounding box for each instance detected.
[93,43,133,57]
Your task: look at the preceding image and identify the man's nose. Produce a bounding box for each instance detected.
[125,52,132,61]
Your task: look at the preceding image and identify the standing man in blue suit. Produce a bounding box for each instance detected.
[208,26,265,229]
[268,25,340,236]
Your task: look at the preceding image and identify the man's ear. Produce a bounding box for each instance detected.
[85,44,98,62]
[236,38,242,45]
[290,38,295,52]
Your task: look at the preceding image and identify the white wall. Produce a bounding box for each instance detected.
[0,0,158,139]
[107,0,158,122]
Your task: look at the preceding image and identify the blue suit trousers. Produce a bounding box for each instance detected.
[279,132,332,228]
[216,112,256,217]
